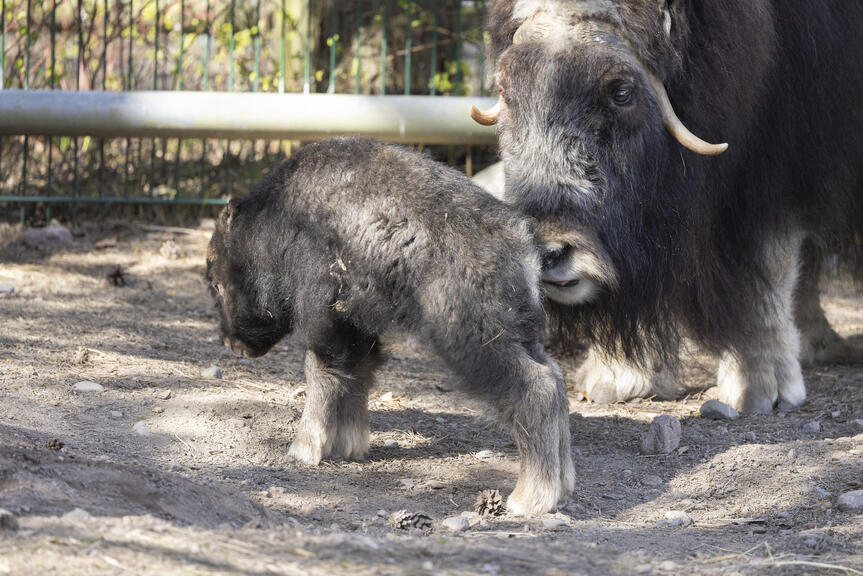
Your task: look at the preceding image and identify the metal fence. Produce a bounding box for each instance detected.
[0,0,497,226]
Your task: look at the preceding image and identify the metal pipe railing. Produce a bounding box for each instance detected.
[0,91,498,145]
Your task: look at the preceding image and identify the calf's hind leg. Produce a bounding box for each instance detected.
[451,344,573,515]
[288,325,381,465]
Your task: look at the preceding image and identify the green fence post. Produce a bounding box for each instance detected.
[354,0,361,94]
[150,0,160,203]
[199,0,212,218]
[380,0,388,95]
[303,0,311,94]
[97,0,109,226]
[123,0,134,218]
[430,0,438,95]
[404,1,413,95]
[21,0,32,226]
[455,0,463,95]
[46,0,57,222]
[328,1,336,94]
[72,0,83,228]
[174,0,185,222]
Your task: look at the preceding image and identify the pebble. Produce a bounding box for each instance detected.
[831,410,842,419]
[657,510,693,528]
[151,406,165,414]
[110,411,123,418]
[441,515,470,532]
[201,365,222,379]
[155,389,172,400]
[541,517,567,530]
[24,225,73,249]
[474,449,495,459]
[0,285,13,295]
[376,509,388,518]
[745,431,758,442]
[837,490,863,511]
[0,509,18,532]
[132,421,150,436]
[378,391,394,402]
[63,508,92,520]
[700,399,739,420]
[640,414,681,455]
[802,421,821,433]
[814,487,832,500]
[74,380,104,393]
[383,439,399,448]
[787,448,798,459]
[852,419,863,433]
[424,479,444,490]
[642,475,663,488]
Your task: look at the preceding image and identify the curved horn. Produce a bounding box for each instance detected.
[470,97,503,126]
[647,73,729,156]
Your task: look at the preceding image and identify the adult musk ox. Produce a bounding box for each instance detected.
[474,1,863,413]
[206,138,574,515]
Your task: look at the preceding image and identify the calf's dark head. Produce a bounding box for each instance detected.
[478,0,738,356]
[206,200,288,358]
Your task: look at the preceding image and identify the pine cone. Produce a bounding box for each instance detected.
[388,510,432,530]
[474,489,504,517]
[44,439,64,451]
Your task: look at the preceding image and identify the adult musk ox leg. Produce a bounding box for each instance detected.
[575,345,682,404]
[718,232,806,414]
[288,326,381,464]
[795,239,851,366]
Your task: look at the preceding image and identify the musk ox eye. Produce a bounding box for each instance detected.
[612,86,634,106]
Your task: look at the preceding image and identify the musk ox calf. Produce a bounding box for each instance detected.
[206,137,574,515]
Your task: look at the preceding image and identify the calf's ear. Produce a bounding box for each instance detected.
[218,198,238,233]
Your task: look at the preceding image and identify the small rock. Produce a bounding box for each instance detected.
[74,347,90,365]
[289,386,306,399]
[201,365,222,379]
[0,285,14,296]
[480,563,500,575]
[475,449,495,460]
[0,509,18,532]
[160,240,182,260]
[802,421,821,433]
[787,448,798,459]
[700,399,739,420]
[383,439,399,448]
[74,380,104,393]
[63,508,92,520]
[657,561,679,572]
[837,490,863,511]
[421,561,434,571]
[657,510,693,528]
[640,414,681,455]
[851,419,863,433]
[424,479,444,490]
[831,410,841,419]
[151,406,165,414]
[133,421,150,436]
[110,411,123,418]
[642,474,663,488]
[155,389,172,400]
[541,517,567,530]
[376,509,388,518]
[814,487,832,500]
[441,515,470,532]
[745,431,757,442]
[24,225,72,249]
[378,391,394,402]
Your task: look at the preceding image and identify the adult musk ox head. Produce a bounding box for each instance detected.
[479,0,774,359]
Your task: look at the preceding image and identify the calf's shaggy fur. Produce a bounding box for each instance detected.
[206,138,574,515]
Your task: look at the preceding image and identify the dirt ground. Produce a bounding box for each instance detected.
[0,222,861,575]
